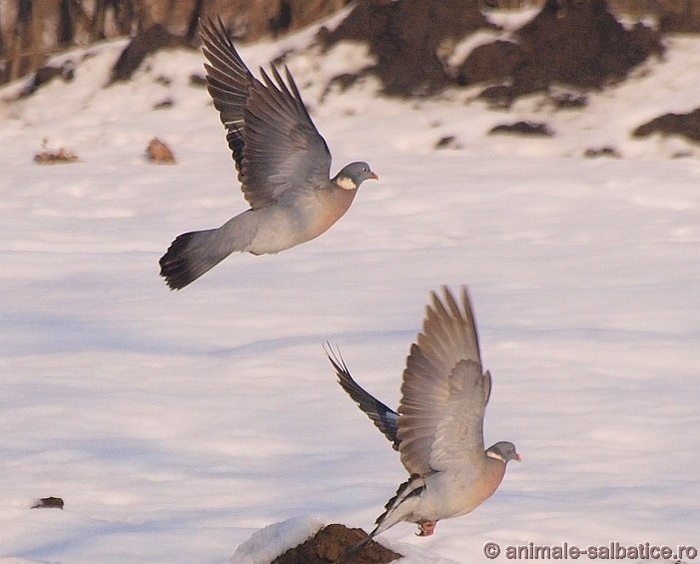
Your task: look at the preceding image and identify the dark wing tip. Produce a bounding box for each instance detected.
[324,343,400,448]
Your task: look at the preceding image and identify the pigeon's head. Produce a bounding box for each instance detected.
[486,441,521,464]
[334,162,379,190]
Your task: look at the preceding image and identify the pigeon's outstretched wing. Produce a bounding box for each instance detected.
[325,345,400,449]
[200,18,332,210]
[199,19,250,172]
[397,287,491,476]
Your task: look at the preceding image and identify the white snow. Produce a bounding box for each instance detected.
[1,10,698,564]
[229,515,326,564]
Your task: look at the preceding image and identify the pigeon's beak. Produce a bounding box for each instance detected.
[370,171,379,180]
[514,453,522,462]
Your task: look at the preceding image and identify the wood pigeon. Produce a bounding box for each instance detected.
[326,287,520,547]
[160,18,377,290]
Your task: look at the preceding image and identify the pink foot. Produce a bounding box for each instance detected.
[417,521,436,536]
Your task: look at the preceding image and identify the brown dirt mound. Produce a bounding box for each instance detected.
[461,0,663,100]
[319,0,495,96]
[34,147,79,165]
[321,0,663,101]
[272,523,401,564]
[146,137,177,163]
[512,0,662,93]
[633,108,700,143]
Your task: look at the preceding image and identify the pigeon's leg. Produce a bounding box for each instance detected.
[416,520,437,536]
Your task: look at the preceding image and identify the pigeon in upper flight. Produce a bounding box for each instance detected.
[159,18,378,290]
[326,287,520,546]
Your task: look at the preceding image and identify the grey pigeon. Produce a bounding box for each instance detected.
[159,18,378,290]
[326,287,520,546]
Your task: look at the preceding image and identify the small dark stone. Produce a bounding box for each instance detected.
[31,496,64,509]
[435,135,461,150]
[549,90,588,109]
[489,121,554,137]
[154,98,174,109]
[189,73,207,88]
[584,146,621,158]
[320,73,359,101]
[327,72,362,93]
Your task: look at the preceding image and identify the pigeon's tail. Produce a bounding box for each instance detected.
[338,478,424,561]
[159,215,254,289]
[159,229,229,290]
[370,475,425,539]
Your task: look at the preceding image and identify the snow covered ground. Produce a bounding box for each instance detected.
[1,10,698,564]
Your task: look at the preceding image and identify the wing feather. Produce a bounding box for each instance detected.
[325,345,400,449]
[429,362,490,472]
[397,287,488,476]
[199,18,332,210]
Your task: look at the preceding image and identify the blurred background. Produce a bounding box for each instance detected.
[3,0,700,86]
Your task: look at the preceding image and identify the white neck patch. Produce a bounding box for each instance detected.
[486,449,504,462]
[336,176,357,191]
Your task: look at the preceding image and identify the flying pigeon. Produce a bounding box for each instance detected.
[326,287,520,546]
[159,18,378,290]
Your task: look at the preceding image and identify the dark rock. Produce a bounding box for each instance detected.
[31,496,64,509]
[548,89,588,109]
[20,61,75,97]
[189,73,207,87]
[154,98,174,109]
[327,72,365,93]
[110,24,187,84]
[435,135,462,149]
[456,40,525,86]
[320,69,372,102]
[489,121,554,137]
[584,146,621,158]
[512,0,663,95]
[655,2,700,33]
[478,84,516,108]
[468,0,663,101]
[272,523,400,564]
[318,0,662,100]
[633,109,700,143]
[320,0,496,97]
